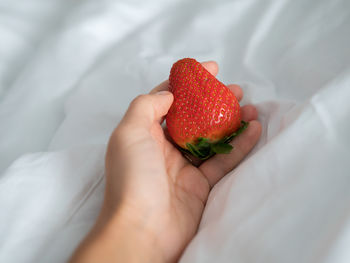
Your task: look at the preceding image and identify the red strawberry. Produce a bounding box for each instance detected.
[166,58,247,160]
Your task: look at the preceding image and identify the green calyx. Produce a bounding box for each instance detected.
[183,121,249,160]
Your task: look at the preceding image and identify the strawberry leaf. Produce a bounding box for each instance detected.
[184,121,249,160]
[197,137,210,148]
[211,142,233,154]
[186,143,206,158]
[223,121,249,143]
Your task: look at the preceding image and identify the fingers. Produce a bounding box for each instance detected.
[198,104,260,187]
[149,61,219,94]
[227,84,243,101]
[149,80,169,94]
[241,104,258,121]
[201,61,218,76]
[199,120,262,188]
[122,91,174,128]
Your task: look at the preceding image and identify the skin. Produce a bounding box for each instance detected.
[70,61,262,263]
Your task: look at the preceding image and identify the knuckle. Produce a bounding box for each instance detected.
[106,126,131,159]
[108,127,123,149]
[129,94,154,117]
[130,94,151,107]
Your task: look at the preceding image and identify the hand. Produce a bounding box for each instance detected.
[70,61,262,263]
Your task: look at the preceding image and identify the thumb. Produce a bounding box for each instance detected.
[122,91,174,128]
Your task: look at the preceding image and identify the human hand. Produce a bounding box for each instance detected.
[70,61,262,263]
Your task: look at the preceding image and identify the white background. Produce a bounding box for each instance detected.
[0,0,349,262]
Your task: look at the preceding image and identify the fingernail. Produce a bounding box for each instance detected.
[156,90,171,96]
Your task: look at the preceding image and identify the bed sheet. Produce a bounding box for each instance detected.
[0,0,350,262]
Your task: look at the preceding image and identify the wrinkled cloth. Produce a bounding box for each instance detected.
[0,0,350,262]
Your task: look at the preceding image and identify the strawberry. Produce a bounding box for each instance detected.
[166,58,248,160]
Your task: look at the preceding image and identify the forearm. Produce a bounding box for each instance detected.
[70,206,163,263]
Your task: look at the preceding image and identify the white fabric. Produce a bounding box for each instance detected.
[0,0,349,262]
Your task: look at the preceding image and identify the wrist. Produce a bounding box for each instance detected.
[104,208,164,263]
